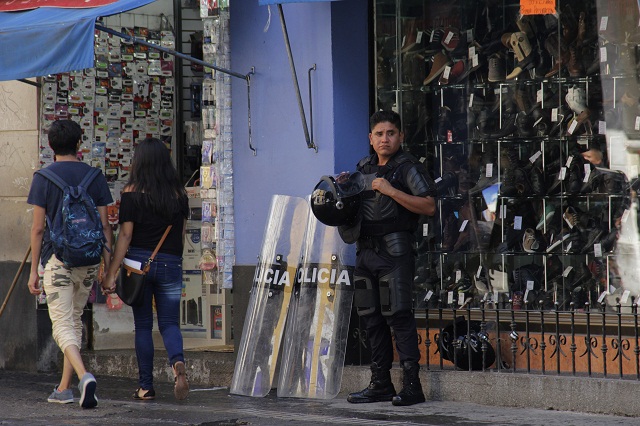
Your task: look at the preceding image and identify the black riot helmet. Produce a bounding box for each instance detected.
[311,172,365,227]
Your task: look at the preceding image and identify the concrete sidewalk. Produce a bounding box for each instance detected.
[1,369,639,426]
[77,348,640,418]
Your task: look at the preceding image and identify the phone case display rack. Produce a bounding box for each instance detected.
[375,0,640,313]
[198,4,234,291]
[39,22,176,215]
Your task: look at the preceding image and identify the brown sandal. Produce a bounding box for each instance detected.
[172,361,189,400]
[133,387,155,400]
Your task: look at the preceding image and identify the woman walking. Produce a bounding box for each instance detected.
[103,138,190,400]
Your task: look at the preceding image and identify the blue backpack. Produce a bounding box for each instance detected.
[37,167,105,268]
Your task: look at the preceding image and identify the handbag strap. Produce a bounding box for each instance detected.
[142,225,173,272]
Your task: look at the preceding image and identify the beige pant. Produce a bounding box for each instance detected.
[43,256,98,353]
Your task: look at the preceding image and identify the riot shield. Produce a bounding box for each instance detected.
[230,195,309,397]
[277,209,356,399]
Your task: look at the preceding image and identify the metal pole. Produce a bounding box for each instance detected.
[95,24,250,82]
[277,5,316,151]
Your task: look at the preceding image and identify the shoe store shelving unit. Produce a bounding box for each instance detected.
[375,0,640,315]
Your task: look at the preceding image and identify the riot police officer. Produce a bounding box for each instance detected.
[345,110,436,406]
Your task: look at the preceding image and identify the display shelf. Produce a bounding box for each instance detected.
[376,0,639,312]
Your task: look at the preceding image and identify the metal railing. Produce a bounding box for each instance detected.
[420,300,640,379]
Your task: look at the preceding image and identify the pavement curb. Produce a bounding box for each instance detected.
[81,349,640,417]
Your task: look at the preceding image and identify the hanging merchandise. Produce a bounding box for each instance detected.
[39,21,176,207]
[198,5,234,291]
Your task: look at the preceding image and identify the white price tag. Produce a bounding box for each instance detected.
[524,289,530,302]
[559,167,567,181]
[599,120,606,134]
[458,292,466,306]
[566,156,574,168]
[448,291,454,304]
[563,266,573,277]
[477,265,483,278]
[583,169,591,183]
[472,54,479,68]
[466,29,473,42]
[600,16,609,31]
[430,30,435,42]
[600,46,607,62]
[594,243,602,257]
[514,216,522,230]
[598,291,608,304]
[435,177,442,183]
[568,119,578,134]
[424,290,433,301]
[529,151,542,164]
[444,31,454,44]
[423,223,429,236]
[621,290,631,304]
[486,163,493,177]
[566,241,572,252]
[456,270,462,281]
[443,65,451,79]
[468,45,476,57]
[459,219,468,232]
[537,89,543,104]
[416,31,423,44]
[552,108,558,122]
[526,280,535,291]
[469,93,475,108]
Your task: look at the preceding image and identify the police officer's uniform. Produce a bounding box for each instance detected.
[352,149,436,372]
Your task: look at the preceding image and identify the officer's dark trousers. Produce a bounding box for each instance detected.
[355,246,421,371]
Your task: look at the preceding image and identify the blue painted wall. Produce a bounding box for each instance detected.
[230,0,369,265]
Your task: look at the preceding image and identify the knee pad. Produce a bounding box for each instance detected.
[379,265,413,317]
[354,275,378,317]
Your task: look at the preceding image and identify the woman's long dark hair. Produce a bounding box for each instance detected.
[127,138,187,221]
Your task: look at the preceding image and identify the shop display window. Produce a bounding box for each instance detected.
[375,0,640,312]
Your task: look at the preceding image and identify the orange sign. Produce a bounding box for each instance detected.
[520,0,556,15]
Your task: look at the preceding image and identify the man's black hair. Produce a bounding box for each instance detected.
[48,120,81,156]
[369,110,402,132]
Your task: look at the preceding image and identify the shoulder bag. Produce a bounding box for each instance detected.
[116,225,173,306]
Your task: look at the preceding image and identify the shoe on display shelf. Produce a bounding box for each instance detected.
[438,59,465,85]
[424,28,445,55]
[423,51,452,85]
[522,228,541,253]
[487,52,505,82]
[505,32,537,80]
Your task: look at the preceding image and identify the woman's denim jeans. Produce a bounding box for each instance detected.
[127,247,184,390]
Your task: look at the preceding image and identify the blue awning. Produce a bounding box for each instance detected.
[259,0,338,4]
[0,0,155,81]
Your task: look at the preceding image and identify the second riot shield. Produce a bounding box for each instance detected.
[230,195,309,397]
[276,209,356,399]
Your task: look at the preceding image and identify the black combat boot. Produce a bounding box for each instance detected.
[391,361,426,406]
[347,362,396,403]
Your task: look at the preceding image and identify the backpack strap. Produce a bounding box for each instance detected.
[36,167,69,191]
[78,167,101,190]
[37,166,101,191]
